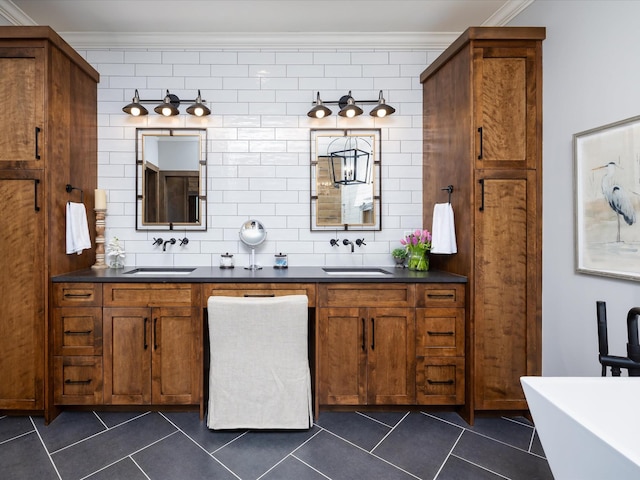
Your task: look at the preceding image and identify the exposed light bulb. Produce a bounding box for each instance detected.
[131,106,141,116]
[315,110,326,119]
[193,106,204,116]
[346,109,356,118]
[161,107,172,116]
[376,109,387,118]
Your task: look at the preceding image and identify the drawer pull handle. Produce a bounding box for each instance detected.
[371,318,375,351]
[65,379,92,385]
[243,293,276,297]
[35,126,41,160]
[64,330,92,335]
[63,293,92,298]
[153,317,158,350]
[427,331,454,336]
[427,379,454,385]
[426,294,455,299]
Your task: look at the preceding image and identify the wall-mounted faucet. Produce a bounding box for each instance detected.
[163,238,176,251]
[179,237,189,246]
[343,238,354,253]
[356,238,366,247]
[330,238,340,247]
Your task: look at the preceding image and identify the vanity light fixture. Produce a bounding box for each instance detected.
[186,90,211,117]
[122,89,148,116]
[122,89,211,117]
[154,90,180,116]
[307,90,396,118]
[307,92,332,118]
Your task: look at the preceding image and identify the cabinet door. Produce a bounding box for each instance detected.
[474,170,539,410]
[367,307,416,405]
[318,307,367,405]
[151,307,200,405]
[474,46,539,170]
[0,47,45,167]
[103,308,151,404]
[0,173,44,410]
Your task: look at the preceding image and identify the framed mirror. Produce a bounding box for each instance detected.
[135,128,207,231]
[310,128,381,231]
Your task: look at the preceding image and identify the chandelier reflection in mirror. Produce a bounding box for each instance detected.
[327,135,372,186]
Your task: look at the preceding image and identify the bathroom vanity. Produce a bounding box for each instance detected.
[50,267,466,423]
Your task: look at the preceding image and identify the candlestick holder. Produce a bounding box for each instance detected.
[91,208,108,269]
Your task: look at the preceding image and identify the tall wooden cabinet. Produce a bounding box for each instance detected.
[0,27,99,417]
[420,27,544,423]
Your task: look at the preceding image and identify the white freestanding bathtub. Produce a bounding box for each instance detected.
[521,376,640,480]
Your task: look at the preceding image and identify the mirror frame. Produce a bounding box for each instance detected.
[135,127,207,231]
[310,128,381,231]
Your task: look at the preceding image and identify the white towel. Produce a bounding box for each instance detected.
[66,202,91,255]
[431,203,457,254]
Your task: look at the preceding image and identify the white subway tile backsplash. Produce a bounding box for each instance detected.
[96,43,439,267]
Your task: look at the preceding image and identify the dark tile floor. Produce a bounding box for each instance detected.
[0,410,553,480]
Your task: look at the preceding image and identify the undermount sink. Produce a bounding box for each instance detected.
[123,267,196,275]
[322,267,392,276]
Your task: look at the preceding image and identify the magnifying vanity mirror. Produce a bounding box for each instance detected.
[239,219,267,270]
[136,128,207,231]
[310,128,381,231]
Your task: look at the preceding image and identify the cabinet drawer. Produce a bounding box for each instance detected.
[416,308,464,357]
[103,283,200,307]
[53,307,102,356]
[319,284,414,307]
[416,357,464,405]
[53,283,102,307]
[53,356,103,405]
[416,284,465,308]
[203,283,316,307]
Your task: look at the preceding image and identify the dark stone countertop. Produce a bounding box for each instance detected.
[52,266,467,284]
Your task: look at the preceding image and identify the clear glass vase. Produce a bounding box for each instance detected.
[407,251,429,271]
[109,256,124,269]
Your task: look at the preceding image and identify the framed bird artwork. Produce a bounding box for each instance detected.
[574,115,640,281]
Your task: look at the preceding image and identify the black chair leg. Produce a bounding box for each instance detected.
[611,366,622,376]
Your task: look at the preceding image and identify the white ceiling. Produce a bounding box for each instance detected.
[0,0,534,48]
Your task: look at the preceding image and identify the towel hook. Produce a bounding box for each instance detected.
[65,184,84,203]
[441,185,453,204]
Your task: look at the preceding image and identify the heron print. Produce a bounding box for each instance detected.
[575,116,640,280]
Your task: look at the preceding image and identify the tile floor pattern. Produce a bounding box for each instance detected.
[0,410,553,480]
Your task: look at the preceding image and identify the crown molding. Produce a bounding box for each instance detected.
[0,0,36,25]
[58,31,462,51]
[482,0,535,26]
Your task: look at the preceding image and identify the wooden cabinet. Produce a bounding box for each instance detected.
[102,284,201,406]
[420,27,544,421]
[318,284,416,406]
[103,306,200,405]
[51,283,202,410]
[0,27,99,417]
[415,284,465,405]
[52,284,103,405]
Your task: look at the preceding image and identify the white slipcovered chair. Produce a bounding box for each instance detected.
[206,295,312,430]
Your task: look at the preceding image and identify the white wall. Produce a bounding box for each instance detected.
[85,47,443,269]
[510,1,640,376]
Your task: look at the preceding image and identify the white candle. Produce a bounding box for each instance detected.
[95,189,107,210]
